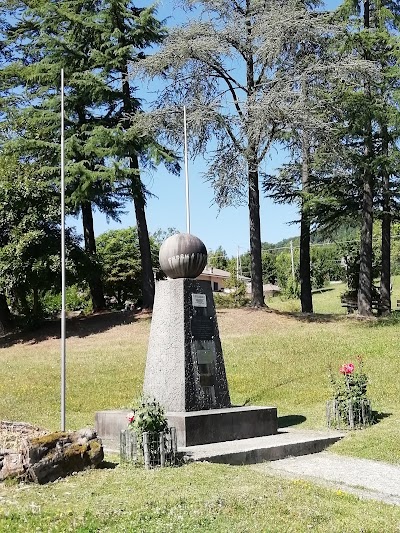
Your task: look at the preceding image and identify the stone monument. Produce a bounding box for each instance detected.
[143,233,277,447]
[95,232,278,450]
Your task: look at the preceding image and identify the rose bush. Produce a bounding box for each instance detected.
[127,397,168,449]
[328,356,373,428]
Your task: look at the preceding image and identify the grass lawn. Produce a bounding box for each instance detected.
[2,462,400,532]
[1,281,400,530]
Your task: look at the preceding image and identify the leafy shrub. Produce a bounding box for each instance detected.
[282,278,300,299]
[41,285,92,316]
[127,397,168,449]
[215,268,250,308]
[213,290,250,308]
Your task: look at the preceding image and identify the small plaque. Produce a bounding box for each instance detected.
[200,374,215,387]
[191,316,213,339]
[191,293,207,308]
[197,349,214,364]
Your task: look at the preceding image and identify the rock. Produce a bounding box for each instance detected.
[0,452,24,481]
[124,300,135,311]
[0,428,104,484]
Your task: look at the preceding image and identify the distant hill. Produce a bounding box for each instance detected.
[262,224,359,251]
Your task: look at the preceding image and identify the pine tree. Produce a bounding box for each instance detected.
[0,1,171,311]
[137,0,342,307]
[95,1,170,309]
[0,0,120,309]
[337,0,400,315]
[263,13,368,313]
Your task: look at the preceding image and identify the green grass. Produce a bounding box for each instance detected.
[1,461,400,532]
[2,281,400,530]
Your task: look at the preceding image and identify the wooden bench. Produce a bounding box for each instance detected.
[341,299,358,313]
[341,298,383,314]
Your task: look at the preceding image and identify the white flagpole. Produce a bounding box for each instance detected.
[183,106,190,234]
[60,68,66,431]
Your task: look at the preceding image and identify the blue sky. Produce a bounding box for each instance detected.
[84,0,342,258]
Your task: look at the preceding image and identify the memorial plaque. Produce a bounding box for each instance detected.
[195,340,216,364]
[192,340,216,389]
[191,293,207,307]
[199,374,215,387]
[197,348,214,364]
[191,315,214,339]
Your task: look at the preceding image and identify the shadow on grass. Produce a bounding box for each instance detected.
[98,460,118,470]
[270,307,400,325]
[372,411,392,424]
[0,310,151,348]
[278,415,307,428]
[270,308,346,323]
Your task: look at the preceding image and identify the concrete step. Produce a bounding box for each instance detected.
[180,428,345,465]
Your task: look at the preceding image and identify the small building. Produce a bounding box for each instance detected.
[245,282,281,296]
[263,283,281,297]
[198,266,253,293]
[197,266,230,292]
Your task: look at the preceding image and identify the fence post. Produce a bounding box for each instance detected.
[348,400,354,429]
[159,432,166,467]
[143,432,150,469]
[170,427,177,454]
[120,430,126,463]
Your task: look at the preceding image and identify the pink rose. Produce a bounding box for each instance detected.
[127,412,135,424]
[339,363,354,375]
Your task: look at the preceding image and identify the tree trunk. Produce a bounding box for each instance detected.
[81,201,105,311]
[358,0,373,317]
[248,165,265,307]
[32,287,40,317]
[132,158,155,310]
[245,13,264,308]
[300,213,313,313]
[0,293,12,334]
[299,85,313,314]
[119,49,155,309]
[358,164,373,316]
[380,125,391,315]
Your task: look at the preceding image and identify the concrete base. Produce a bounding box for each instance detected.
[95,409,130,452]
[95,406,278,451]
[181,428,345,465]
[168,406,278,447]
[94,410,344,465]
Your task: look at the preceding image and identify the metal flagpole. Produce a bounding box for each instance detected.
[60,68,66,431]
[183,106,190,234]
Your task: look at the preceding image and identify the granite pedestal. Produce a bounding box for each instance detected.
[167,406,278,447]
[95,246,278,452]
[95,406,278,451]
[143,278,231,411]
